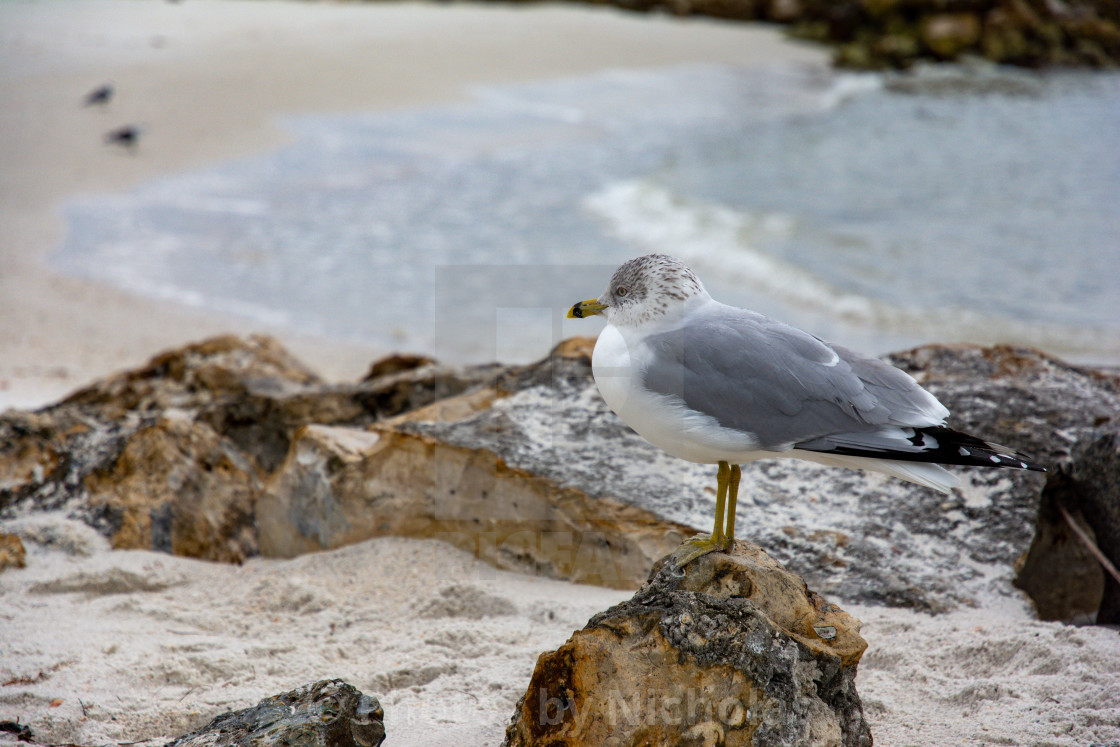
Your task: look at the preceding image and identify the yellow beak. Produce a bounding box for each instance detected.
[567,298,607,319]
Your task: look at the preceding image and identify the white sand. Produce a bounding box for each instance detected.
[3,3,1118,745]
[0,0,825,410]
[2,515,1119,746]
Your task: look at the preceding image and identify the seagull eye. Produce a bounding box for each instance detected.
[616,287,628,297]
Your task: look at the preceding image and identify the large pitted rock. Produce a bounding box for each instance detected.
[165,679,385,747]
[256,340,694,587]
[384,342,1117,610]
[0,335,498,561]
[504,542,870,747]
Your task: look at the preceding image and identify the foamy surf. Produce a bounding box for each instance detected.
[584,179,1120,363]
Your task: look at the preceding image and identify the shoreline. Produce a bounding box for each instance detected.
[0,0,827,410]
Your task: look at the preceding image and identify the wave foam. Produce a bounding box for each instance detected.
[583,179,1120,363]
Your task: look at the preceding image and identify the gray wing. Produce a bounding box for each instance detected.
[640,304,948,450]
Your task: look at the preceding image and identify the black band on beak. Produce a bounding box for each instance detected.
[569,302,584,319]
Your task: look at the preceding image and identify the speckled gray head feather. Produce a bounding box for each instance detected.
[599,254,709,326]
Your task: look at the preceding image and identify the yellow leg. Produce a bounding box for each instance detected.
[726,464,740,543]
[672,461,733,566]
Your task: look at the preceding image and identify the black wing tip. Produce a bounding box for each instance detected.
[799,425,1048,472]
[931,426,1048,472]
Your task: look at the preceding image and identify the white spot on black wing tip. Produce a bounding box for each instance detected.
[959,447,970,457]
[989,455,1000,463]
[1019,461,1028,469]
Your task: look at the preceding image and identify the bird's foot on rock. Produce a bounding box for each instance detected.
[671,533,731,567]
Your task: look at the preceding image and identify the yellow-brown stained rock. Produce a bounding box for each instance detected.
[0,532,26,571]
[83,413,259,563]
[258,423,693,588]
[504,542,870,747]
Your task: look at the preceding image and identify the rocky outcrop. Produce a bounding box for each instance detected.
[575,0,1120,69]
[504,541,870,747]
[1015,423,1120,623]
[0,335,501,562]
[390,343,1115,612]
[256,337,693,588]
[3,336,1117,611]
[164,679,385,747]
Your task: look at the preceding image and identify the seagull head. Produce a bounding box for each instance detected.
[567,254,710,327]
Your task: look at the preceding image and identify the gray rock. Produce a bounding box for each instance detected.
[164,679,384,747]
[1016,423,1120,623]
[407,343,1118,611]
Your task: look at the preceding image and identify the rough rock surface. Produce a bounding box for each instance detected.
[573,0,1120,69]
[1016,423,1120,623]
[399,342,1118,611]
[257,338,694,587]
[164,679,385,747]
[0,335,499,562]
[3,336,1117,610]
[504,541,870,747]
[0,531,26,571]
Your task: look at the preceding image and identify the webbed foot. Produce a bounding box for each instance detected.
[671,533,732,567]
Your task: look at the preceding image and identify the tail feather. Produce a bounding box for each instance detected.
[791,450,961,493]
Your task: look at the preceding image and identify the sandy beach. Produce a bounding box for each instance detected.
[0,0,826,410]
[3,2,1119,746]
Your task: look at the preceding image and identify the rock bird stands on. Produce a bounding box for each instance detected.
[568,254,1045,565]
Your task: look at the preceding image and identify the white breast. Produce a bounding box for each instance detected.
[591,323,762,465]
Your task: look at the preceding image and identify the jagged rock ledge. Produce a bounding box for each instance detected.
[3,335,1119,617]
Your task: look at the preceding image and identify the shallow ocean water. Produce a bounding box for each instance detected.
[57,63,1120,365]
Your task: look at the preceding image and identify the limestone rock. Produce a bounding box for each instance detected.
[82,413,261,562]
[59,334,324,421]
[0,532,26,571]
[0,335,497,560]
[503,541,870,747]
[257,420,693,588]
[4,334,1117,610]
[165,679,385,747]
[255,336,693,588]
[1,409,261,563]
[401,342,1115,611]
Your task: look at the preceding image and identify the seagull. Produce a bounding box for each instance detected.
[83,83,114,106]
[103,124,143,149]
[567,254,1045,565]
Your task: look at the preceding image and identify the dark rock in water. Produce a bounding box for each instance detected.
[503,541,870,747]
[165,679,384,747]
[1016,424,1120,623]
